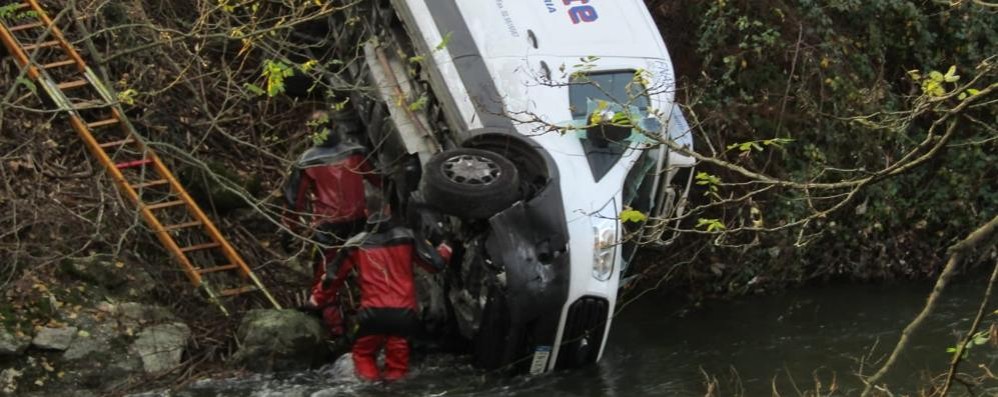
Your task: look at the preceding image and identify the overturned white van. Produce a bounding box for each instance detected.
[337,0,695,374]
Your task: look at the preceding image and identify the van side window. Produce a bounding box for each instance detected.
[623,148,658,210]
[569,71,650,119]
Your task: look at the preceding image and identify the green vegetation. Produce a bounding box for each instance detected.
[646,0,997,289]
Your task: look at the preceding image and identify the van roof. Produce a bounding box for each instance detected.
[443,1,669,60]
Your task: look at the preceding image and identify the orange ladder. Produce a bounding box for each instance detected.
[0,1,281,315]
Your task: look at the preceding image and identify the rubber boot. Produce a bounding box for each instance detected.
[383,336,410,381]
[352,335,384,381]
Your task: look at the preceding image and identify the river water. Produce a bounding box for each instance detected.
[154,282,997,396]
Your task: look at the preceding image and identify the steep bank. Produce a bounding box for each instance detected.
[1,0,996,394]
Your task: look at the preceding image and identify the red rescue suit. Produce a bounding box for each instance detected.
[312,226,451,381]
[283,142,379,283]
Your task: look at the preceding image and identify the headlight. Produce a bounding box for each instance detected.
[592,222,618,281]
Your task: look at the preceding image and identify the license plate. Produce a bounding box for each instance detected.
[529,346,552,375]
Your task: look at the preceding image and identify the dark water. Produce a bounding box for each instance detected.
[151,282,998,397]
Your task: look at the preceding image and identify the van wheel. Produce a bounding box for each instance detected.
[422,149,520,219]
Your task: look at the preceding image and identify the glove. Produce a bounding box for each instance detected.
[296,296,321,316]
[436,241,453,264]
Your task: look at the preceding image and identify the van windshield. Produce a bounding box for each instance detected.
[569,71,650,119]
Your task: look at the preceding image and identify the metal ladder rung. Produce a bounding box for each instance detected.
[145,200,185,210]
[43,59,76,69]
[132,179,168,189]
[87,118,120,129]
[23,40,60,51]
[98,138,135,148]
[219,286,258,297]
[115,158,152,169]
[57,79,88,90]
[197,264,239,274]
[163,220,203,232]
[0,0,282,314]
[180,242,220,253]
[8,22,43,32]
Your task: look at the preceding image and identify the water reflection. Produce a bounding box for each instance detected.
[153,282,997,397]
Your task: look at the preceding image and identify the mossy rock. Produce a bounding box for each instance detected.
[59,255,128,290]
[232,309,329,372]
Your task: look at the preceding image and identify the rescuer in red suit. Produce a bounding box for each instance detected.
[310,192,452,381]
[283,119,380,335]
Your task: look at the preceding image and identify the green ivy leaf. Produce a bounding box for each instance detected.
[620,209,647,224]
[408,95,428,112]
[243,83,265,96]
[943,65,960,83]
[696,218,726,232]
[117,89,138,105]
[299,59,318,72]
[436,32,453,51]
[262,60,294,97]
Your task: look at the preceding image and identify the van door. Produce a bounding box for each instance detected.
[641,104,695,243]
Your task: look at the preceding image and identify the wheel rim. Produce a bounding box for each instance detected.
[442,154,501,186]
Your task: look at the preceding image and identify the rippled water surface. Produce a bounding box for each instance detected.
[148,282,997,396]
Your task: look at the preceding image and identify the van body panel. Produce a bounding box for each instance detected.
[385,0,691,372]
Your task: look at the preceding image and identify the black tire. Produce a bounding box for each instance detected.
[422,149,520,219]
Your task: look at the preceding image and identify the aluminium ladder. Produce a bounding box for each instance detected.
[0,0,281,315]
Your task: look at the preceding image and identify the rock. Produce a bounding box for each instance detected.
[63,335,107,361]
[115,302,178,327]
[121,267,157,298]
[32,326,77,350]
[1,368,22,395]
[131,323,190,374]
[232,309,329,372]
[59,255,129,289]
[0,329,29,356]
